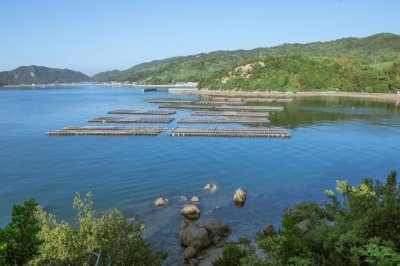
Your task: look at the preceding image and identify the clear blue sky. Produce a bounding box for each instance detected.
[1,0,399,76]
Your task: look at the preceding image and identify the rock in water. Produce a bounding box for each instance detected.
[181,205,201,219]
[203,183,217,192]
[233,188,246,207]
[191,196,199,203]
[154,197,168,207]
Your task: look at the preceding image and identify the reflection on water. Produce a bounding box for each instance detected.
[0,87,399,263]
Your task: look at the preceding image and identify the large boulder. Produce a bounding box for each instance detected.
[197,219,231,240]
[180,221,210,250]
[233,188,246,207]
[181,205,201,220]
[180,219,231,264]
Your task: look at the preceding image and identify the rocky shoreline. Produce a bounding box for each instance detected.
[173,88,400,102]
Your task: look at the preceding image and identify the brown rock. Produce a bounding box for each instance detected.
[191,196,199,203]
[233,188,246,207]
[181,205,201,220]
[263,224,276,237]
[154,197,168,207]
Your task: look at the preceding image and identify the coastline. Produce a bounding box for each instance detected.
[181,89,400,102]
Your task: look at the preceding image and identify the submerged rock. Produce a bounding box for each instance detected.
[203,183,217,192]
[154,197,168,207]
[181,205,201,219]
[233,188,246,207]
[175,195,188,203]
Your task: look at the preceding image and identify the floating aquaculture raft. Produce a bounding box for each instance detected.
[148,99,194,104]
[47,126,166,136]
[159,105,284,112]
[108,110,176,115]
[191,111,269,117]
[177,118,270,124]
[168,127,291,138]
[88,116,174,123]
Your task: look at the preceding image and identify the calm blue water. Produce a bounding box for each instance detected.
[1,86,399,263]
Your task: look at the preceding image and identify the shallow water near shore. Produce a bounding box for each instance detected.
[1,86,399,264]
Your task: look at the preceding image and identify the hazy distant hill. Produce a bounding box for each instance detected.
[92,33,400,86]
[0,66,91,86]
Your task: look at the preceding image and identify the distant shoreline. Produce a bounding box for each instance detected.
[2,83,400,102]
[187,89,400,102]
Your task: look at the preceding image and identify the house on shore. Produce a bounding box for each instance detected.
[396,89,400,95]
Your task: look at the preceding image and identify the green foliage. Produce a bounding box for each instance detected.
[0,65,91,85]
[212,237,256,266]
[0,199,42,265]
[33,192,167,265]
[93,33,400,91]
[213,171,400,266]
[355,243,400,265]
[200,55,400,92]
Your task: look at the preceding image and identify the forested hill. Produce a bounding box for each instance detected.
[199,56,400,92]
[0,66,91,86]
[92,33,400,88]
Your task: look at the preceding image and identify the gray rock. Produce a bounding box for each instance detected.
[213,235,221,244]
[296,219,311,232]
[180,221,210,250]
[204,183,217,192]
[180,219,231,265]
[184,246,197,259]
[189,258,200,266]
[197,219,231,239]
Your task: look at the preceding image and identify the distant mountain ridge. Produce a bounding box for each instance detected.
[0,66,91,86]
[92,33,400,85]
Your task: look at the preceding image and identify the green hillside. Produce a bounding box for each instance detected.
[0,66,91,86]
[199,56,400,92]
[92,33,400,89]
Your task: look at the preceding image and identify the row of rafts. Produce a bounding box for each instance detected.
[47,98,292,138]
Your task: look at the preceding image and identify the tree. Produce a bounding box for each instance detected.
[213,171,400,266]
[33,192,167,265]
[0,199,42,265]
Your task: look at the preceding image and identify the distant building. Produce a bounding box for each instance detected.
[396,89,400,95]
